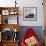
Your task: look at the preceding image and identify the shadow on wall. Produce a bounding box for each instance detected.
[18,26,43,44]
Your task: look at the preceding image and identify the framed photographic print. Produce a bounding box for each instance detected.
[23,7,37,21]
[9,10,18,15]
[2,10,9,15]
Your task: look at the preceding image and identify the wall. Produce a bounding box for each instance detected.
[0,0,44,26]
[19,0,44,26]
[43,0,46,26]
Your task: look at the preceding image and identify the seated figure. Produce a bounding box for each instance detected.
[21,28,41,46]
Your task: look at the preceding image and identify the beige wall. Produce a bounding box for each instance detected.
[43,0,46,26]
[43,0,46,45]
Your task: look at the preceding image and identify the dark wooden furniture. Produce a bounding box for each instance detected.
[0,41,2,46]
[2,41,19,46]
[0,7,19,46]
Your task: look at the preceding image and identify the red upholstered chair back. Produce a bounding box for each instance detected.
[21,28,41,46]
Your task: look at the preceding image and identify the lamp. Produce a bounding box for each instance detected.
[15,0,17,7]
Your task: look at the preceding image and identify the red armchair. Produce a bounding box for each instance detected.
[21,28,41,46]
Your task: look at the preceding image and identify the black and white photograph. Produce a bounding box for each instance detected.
[23,7,37,21]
